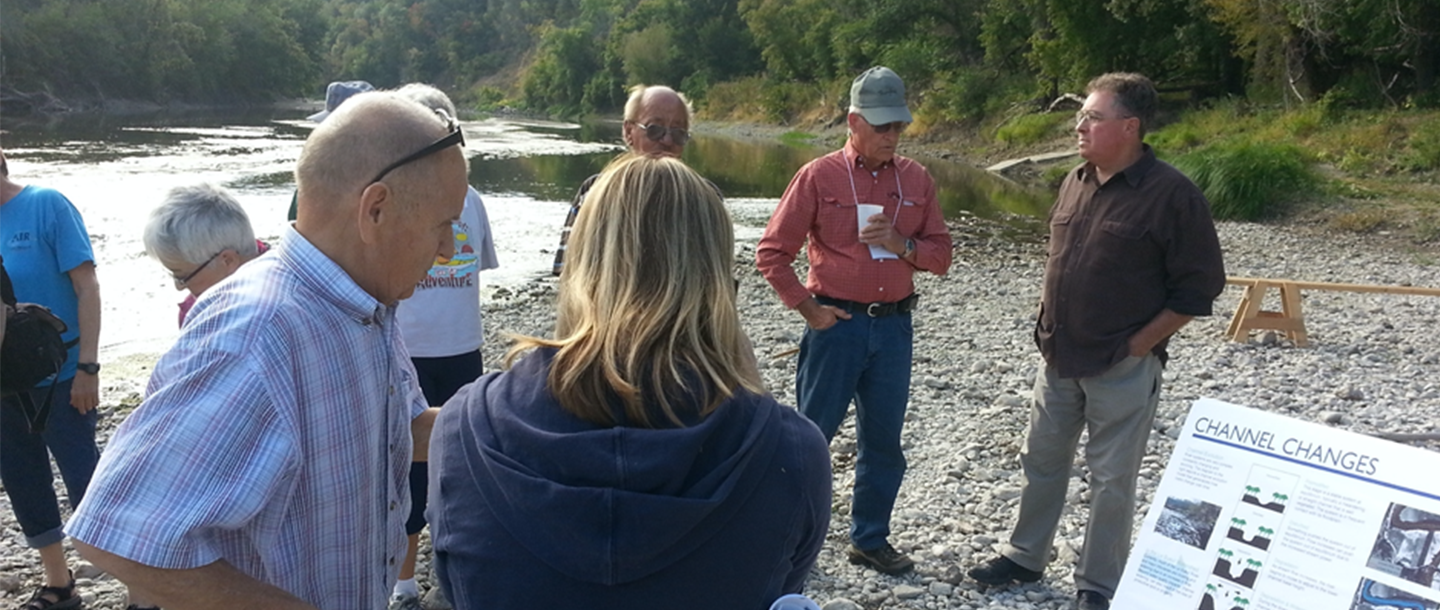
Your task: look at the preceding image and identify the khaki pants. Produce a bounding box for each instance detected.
[1002,354,1162,599]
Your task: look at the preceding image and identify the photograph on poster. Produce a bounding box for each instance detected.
[1241,466,1297,515]
[1197,577,1250,610]
[1225,504,1282,552]
[1156,496,1223,550]
[1212,544,1266,588]
[1366,503,1440,591]
[1349,578,1439,610]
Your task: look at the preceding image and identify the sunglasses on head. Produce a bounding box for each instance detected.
[633,122,690,146]
[370,109,466,184]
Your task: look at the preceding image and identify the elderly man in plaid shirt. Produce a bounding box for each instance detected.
[66,92,467,610]
[758,66,952,575]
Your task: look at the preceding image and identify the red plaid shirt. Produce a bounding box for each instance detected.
[758,142,952,308]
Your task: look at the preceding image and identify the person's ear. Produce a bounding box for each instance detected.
[622,122,636,149]
[218,248,242,272]
[357,181,393,245]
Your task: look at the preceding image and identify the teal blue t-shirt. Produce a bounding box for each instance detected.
[1,185,95,384]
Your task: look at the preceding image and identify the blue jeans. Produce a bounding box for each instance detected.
[0,378,100,548]
[796,312,912,550]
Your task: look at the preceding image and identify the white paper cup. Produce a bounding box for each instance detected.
[856,203,885,234]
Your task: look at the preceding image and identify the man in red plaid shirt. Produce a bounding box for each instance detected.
[758,66,952,575]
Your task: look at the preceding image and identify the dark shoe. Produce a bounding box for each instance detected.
[847,543,915,574]
[1075,590,1110,610]
[967,555,1043,586]
[21,576,81,610]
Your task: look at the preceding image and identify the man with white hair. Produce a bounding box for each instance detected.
[758,66,952,575]
[551,84,692,275]
[67,92,467,610]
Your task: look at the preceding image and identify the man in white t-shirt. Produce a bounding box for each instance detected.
[392,83,500,610]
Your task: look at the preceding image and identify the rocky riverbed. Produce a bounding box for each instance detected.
[4,210,1440,609]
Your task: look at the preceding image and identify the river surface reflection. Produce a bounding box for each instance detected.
[1,109,1053,357]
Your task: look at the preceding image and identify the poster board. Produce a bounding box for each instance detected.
[1114,398,1440,610]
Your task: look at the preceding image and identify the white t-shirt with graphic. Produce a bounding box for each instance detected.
[397,186,499,358]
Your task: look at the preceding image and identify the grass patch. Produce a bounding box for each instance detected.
[995,113,1067,146]
[1171,140,1319,221]
[1328,209,1388,233]
[779,131,817,147]
[1403,120,1440,171]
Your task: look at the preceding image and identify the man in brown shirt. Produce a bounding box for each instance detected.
[967,73,1225,610]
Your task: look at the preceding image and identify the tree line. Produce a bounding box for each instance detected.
[2,0,1435,118]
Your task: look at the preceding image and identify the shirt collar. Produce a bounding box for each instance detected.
[275,225,387,326]
[844,140,895,172]
[1080,144,1157,187]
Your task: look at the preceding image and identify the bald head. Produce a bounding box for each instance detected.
[622,85,692,157]
[296,92,457,216]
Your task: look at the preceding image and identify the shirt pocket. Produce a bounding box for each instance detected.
[1047,212,1073,255]
[1097,220,1151,264]
[816,197,860,248]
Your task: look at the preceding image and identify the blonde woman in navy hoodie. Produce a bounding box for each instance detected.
[427,153,832,609]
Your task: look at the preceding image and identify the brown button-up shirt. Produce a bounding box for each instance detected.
[1036,146,1225,378]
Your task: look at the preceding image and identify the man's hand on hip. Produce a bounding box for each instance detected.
[798,297,851,331]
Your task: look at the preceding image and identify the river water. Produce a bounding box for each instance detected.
[1,109,1052,358]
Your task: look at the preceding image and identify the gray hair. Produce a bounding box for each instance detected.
[396,83,458,118]
[1087,72,1158,138]
[143,183,258,264]
[622,85,693,123]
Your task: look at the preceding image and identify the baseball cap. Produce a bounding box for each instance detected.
[850,66,912,125]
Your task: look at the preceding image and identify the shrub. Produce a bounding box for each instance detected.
[1403,120,1440,171]
[1171,141,1318,221]
[995,113,1066,146]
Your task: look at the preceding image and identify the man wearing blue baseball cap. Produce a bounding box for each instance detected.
[758,66,953,575]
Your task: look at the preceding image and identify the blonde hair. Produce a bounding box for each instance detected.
[507,154,761,427]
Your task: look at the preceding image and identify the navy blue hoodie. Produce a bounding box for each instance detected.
[428,349,831,610]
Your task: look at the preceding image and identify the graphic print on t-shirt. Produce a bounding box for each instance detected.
[417,219,478,290]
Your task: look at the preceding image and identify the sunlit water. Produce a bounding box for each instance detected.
[2,110,1050,359]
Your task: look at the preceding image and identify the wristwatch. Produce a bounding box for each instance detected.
[902,238,916,258]
[76,362,101,375]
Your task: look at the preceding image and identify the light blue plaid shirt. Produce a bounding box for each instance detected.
[68,226,425,609]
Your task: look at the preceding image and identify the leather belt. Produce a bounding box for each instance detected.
[815,293,919,318]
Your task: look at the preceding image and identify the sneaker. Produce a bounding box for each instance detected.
[847,543,915,574]
[1075,590,1110,610]
[388,592,423,610]
[966,555,1043,586]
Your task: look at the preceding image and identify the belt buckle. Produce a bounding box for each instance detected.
[866,302,883,317]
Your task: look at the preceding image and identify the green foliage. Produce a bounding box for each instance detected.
[1171,141,1318,220]
[2,0,319,101]
[995,113,1066,146]
[521,22,602,117]
[1403,121,1440,171]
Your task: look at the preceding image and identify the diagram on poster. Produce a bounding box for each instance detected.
[1366,504,1440,592]
[1156,496,1223,550]
[1112,398,1440,610]
[1225,504,1282,552]
[1350,578,1437,610]
[1240,466,1296,514]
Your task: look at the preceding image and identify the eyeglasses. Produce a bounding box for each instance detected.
[1075,110,1132,126]
[865,119,908,134]
[632,122,690,146]
[173,250,222,289]
[370,111,466,184]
